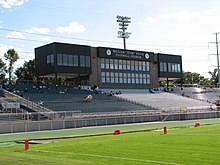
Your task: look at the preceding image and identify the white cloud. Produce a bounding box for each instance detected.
[56,22,86,34]
[7,31,25,39]
[0,0,28,8]
[25,27,50,34]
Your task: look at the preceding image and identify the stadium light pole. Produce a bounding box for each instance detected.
[116,15,131,50]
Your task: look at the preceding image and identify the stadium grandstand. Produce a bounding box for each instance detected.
[0,43,220,133]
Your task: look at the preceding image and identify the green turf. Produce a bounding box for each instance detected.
[1,118,220,142]
[0,124,220,165]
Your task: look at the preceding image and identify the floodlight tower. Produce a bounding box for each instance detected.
[116,15,131,50]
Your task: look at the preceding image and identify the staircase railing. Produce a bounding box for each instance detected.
[2,89,58,119]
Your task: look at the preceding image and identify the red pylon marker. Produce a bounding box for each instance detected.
[25,140,29,150]
[194,122,200,128]
[164,127,167,134]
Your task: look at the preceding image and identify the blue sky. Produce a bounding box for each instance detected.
[1,0,220,78]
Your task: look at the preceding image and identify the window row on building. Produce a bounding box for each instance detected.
[101,72,150,84]
[101,58,150,71]
[160,62,181,73]
[47,54,91,67]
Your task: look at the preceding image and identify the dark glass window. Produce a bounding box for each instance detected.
[80,55,85,67]
[135,73,139,84]
[160,62,167,72]
[47,54,54,64]
[106,72,110,83]
[85,56,91,67]
[101,72,105,83]
[111,72,114,83]
[119,73,123,83]
[127,73,131,84]
[123,73,127,83]
[68,55,73,66]
[73,55,78,66]
[135,61,138,71]
[139,61,142,71]
[131,61,134,70]
[105,58,110,69]
[147,74,150,84]
[131,73,135,84]
[168,63,172,72]
[119,60,122,70]
[101,58,105,69]
[146,62,150,71]
[114,59,118,69]
[63,54,68,66]
[123,60,127,70]
[115,72,119,83]
[127,60,131,70]
[57,54,62,66]
[110,59,114,69]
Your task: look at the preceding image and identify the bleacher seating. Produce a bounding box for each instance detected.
[3,85,152,113]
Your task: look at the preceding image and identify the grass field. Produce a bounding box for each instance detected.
[0,123,220,165]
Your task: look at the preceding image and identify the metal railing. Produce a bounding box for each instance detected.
[2,89,58,119]
[0,110,219,134]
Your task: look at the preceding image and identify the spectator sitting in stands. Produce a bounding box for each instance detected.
[20,92,24,97]
[149,89,154,93]
[114,91,122,95]
[108,91,114,96]
[58,90,65,94]
[38,100,44,106]
[24,88,28,92]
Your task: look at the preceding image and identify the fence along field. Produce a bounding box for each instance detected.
[0,123,220,165]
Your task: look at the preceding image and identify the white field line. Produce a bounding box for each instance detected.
[31,149,184,165]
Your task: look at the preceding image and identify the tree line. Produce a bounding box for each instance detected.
[0,49,219,86]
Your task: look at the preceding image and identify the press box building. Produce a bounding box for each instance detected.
[35,42,182,89]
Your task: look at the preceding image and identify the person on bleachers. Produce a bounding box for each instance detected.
[20,92,24,97]
[24,88,28,92]
[108,91,114,96]
[149,89,154,93]
[38,100,44,106]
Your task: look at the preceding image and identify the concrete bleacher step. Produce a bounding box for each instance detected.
[115,91,211,111]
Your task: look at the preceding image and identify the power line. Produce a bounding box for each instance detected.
[0,28,209,49]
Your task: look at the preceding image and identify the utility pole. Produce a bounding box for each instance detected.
[116,15,131,50]
[209,33,220,86]
[214,33,220,86]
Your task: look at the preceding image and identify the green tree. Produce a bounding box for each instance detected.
[4,49,19,84]
[182,72,202,84]
[174,71,211,85]
[0,58,6,81]
[208,69,218,85]
[15,59,35,82]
